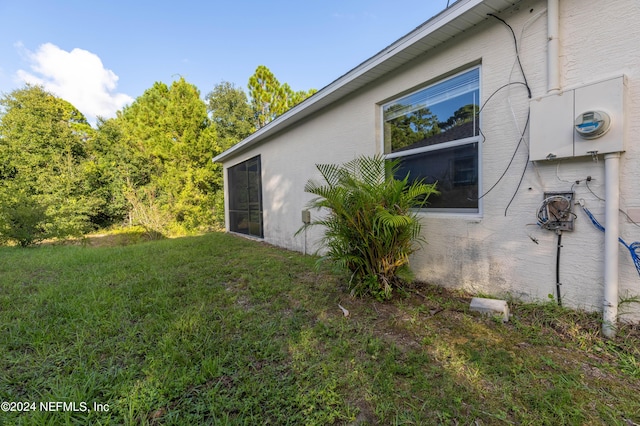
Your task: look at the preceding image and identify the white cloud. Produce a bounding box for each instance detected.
[16,43,133,123]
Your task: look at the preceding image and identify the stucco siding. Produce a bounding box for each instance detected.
[223,91,379,252]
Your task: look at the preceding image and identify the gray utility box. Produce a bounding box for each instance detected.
[530,75,626,161]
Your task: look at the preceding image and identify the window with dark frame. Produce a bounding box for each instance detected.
[228,155,263,238]
[383,67,480,212]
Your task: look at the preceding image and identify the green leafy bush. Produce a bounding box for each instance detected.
[0,189,51,247]
[300,155,438,300]
[0,187,94,247]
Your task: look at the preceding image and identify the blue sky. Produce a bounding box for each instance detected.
[0,0,449,123]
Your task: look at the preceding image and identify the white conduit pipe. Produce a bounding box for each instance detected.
[603,152,621,337]
[545,0,621,337]
[547,0,560,94]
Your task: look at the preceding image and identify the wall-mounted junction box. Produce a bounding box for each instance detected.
[540,191,575,231]
[530,75,626,161]
[301,209,311,224]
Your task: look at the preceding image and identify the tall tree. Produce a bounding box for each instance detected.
[0,85,98,245]
[117,77,220,232]
[82,116,152,228]
[206,81,254,151]
[247,65,316,128]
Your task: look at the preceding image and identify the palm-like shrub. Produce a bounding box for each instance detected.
[301,155,438,300]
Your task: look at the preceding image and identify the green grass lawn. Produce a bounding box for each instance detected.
[1,232,639,425]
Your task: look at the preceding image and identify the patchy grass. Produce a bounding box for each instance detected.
[46,226,167,248]
[0,232,639,425]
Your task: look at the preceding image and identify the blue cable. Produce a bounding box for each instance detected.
[581,205,640,277]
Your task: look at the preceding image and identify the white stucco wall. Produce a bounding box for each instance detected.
[223,0,640,318]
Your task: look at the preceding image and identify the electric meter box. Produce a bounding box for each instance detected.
[575,110,611,139]
[529,75,626,161]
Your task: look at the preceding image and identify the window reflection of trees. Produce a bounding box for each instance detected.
[386,103,478,153]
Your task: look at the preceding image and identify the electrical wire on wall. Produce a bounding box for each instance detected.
[474,110,529,201]
[487,14,532,99]
[558,172,640,278]
[555,231,563,306]
[489,12,534,216]
[579,200,640,278]
[580,177,640,228]
[536,195,574,230]
[536,195,575,306]
[470,12,543,215]
[472,79,531,214]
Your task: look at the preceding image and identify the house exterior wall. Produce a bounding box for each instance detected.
[222,94,379,250]
[223,0,640,318]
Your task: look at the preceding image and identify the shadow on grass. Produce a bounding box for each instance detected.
[47,227,167,248]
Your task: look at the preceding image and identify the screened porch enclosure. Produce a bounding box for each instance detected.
[228,156,263,238]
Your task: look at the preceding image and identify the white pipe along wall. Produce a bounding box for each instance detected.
[603,153,621,337]
[547,0,560,94]
[546,0,621,337]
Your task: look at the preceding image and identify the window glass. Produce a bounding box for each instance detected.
[383,68,480,212]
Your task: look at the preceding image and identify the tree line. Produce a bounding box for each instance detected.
[0,65,315,246]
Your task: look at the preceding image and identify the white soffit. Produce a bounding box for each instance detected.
[213,0,522,163]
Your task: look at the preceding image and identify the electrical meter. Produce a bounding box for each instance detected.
[575,110,611,139]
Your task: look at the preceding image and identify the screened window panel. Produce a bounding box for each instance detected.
[394,143,478,210]
[228,156,263,237]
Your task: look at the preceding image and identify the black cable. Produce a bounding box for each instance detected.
[621,210,640,229]
[472,111,530,202]
[478,82,529,115]
[585,179,605,202]
[487,13,532,99]
[556,231,563,307]
[467,13,533,207]
[503,137,530,217]
[477,82,529,144]
[584,180,640,228]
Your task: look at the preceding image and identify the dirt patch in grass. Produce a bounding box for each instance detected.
[38,227,167,248]
[320,278,640,424]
